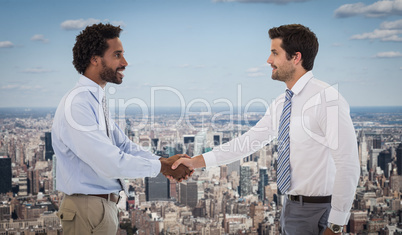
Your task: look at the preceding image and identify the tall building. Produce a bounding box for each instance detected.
[152,138,159,152]
[358,130,368,173]
[0,157,12,194]
[227,160,240,177]
[145,173,170,201]
[213,134,221,146]
[183,135,195,144]
[194,131,207,156]
[179,181,197,208]
[349,211,367,234]
[378,150,392,177]
[239,165,252,197]
[220,165,228,179]
[52,155,57,192]
[397,143,402,175]
[258,167,268,201]
[373,135,382,149]
[390,165,400,193]
[18,173,28,196]
[44,132,54,161]
[250,202,264,229]
[184,135,195,156]
[369,149,382,171]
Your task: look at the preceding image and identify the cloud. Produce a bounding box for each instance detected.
[61,18,126,30]
[1,84,19,90]
[380,19,402,29]
[111,21,126,27]
[334,0,402,18]
[246,64,269,77]
[0,84,42,90]
[177,64,191,68]
[373,51,402,58]
[61,18,101,30]
[0,41,14,48]
[213,0,310,3]
[30,34,49,43]
[175,64,206,69]
[22,67,53,74]
[350,19,402,42]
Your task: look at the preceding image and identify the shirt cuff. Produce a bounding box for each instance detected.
[149,159,161,177]
[202,151,218,168]
[328,208,351,225]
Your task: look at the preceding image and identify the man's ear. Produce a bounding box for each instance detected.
[293,52,302,65]
[90,56,99,66]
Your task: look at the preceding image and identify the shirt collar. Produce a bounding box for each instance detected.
[77,75,105,103]
[290,71,314,96]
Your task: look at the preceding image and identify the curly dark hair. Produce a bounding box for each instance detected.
[72,23,122,74]
[268,24,318,71]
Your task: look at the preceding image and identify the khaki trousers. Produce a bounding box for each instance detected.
[57,194,119,235]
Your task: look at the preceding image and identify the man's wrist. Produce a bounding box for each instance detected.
[327,222,343,233]
[159,158,167,174]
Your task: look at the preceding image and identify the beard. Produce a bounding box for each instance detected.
[100,60,123,85]
[271,63,295,83]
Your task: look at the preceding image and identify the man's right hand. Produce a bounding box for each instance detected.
[160,154,192,181]
[171,154,206,171]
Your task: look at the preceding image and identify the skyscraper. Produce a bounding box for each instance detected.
[378,149,392,177]
[373,135,382,149]
[184,135,195,156]
[194,131,207,156]
[227,160,240,177]
[258,167,268,201]
[44,132,54,161]
[145,173,170,201]
[213,134,221,146]
[220,165,228,179]
[179,181,197,208]
[52,155,57,192]
[397,143,402,175]
[18,173,28,196]
[240,165,252,197]
[0,157,12,194]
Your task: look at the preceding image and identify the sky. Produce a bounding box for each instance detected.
[0,0,401,109]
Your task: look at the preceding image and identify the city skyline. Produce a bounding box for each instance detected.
[0,104,401,234]
[0,0,401,108]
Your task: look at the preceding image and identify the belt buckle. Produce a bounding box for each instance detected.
[287,195,298,202]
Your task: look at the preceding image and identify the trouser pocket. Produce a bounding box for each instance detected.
[57,209,76,234]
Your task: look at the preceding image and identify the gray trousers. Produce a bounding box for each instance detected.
[280,196,331,235]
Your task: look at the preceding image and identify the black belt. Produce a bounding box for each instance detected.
[287,195,331,203]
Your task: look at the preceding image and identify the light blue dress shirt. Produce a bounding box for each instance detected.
[52,76,161,195]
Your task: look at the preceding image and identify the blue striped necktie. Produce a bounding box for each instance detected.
[277,89,294,194]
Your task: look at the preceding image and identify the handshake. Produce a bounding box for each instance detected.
[159,154,193,182]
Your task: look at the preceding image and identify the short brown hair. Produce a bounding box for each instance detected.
[268,24,318,71]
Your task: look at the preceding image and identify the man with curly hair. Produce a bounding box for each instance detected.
[52,23,191,234]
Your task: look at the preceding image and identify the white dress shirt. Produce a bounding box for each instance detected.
[203,71,360,225]
[52,76,161,195]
